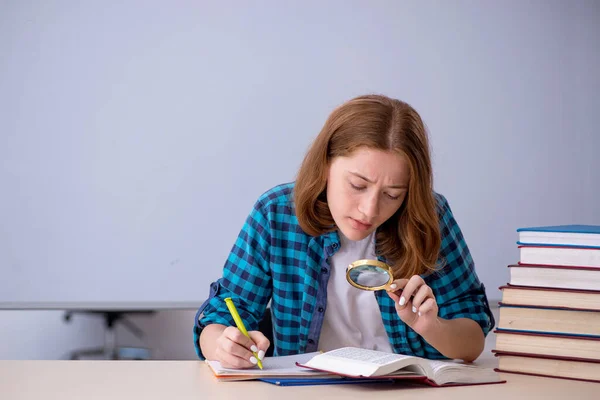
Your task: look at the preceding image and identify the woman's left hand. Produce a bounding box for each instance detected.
[386,275,439,334]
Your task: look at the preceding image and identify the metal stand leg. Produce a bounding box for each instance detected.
[104,326,117,359]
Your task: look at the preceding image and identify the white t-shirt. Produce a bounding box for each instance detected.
[318,231,393,353]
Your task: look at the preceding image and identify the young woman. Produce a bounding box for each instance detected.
[194,94,494,368]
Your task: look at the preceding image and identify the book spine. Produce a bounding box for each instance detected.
[494,368,600,383]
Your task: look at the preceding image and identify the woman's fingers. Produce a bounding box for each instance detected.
[396,275,424,309]
[248,330,270,360]
[411,284,434,311]
[387,278,409,293]
[417,298,436,316]
[386,289,401,304]
[217,326,259,368]
[216,337,256,368]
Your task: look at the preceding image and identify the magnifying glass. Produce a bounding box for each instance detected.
[346,259,394,291]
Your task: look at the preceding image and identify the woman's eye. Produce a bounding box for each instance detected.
[350,183,366,191]
[386,193,401,200]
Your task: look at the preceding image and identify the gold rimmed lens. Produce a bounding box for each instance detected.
[346,259,394,291]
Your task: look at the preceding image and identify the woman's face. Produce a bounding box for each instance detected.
[326,147,410,241]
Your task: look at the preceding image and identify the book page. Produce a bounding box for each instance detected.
[428,359,503,385]
[207,352,327,376]
[303,347,428,377]
[428,359,467,373]
[324,347,414,365]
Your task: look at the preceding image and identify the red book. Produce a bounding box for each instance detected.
[497,303,600,337]
[494,329,600,361]
[499,284,600,311]
[519,245,600,268]
[508,264,600,291]
[296,347,505,387]
[493,350,600,383]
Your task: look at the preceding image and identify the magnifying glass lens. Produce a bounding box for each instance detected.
[346,260,393,290]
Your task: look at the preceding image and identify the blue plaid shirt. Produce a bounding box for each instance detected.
[194,183,494,360]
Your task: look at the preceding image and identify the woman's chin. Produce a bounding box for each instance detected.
[339,226,373,242]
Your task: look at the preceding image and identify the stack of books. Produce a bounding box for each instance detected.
[493,225,600,383]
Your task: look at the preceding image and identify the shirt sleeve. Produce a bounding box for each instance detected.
[415,193,496,359]
[192,199,273,360]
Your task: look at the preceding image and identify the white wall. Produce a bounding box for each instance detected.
[1,0,598,359]
[429,0,600,294]
[0,310,198,360]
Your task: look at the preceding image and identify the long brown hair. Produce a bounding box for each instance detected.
[294,94,441,278]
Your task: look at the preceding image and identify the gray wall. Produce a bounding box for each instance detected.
[1,0,598,359]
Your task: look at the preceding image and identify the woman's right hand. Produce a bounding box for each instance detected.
[215,326,270,368]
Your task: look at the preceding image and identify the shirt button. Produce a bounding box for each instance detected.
[308,339,315,344]
[321,267,328,273]
[318,307,324,313]
[332,243,338,249]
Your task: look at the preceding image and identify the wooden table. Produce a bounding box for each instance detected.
[1,355,597,400]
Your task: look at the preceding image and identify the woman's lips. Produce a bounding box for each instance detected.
[349,218,372,231]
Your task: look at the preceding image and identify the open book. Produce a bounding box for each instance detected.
[206,352,332,381]
[298,347,505,386]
